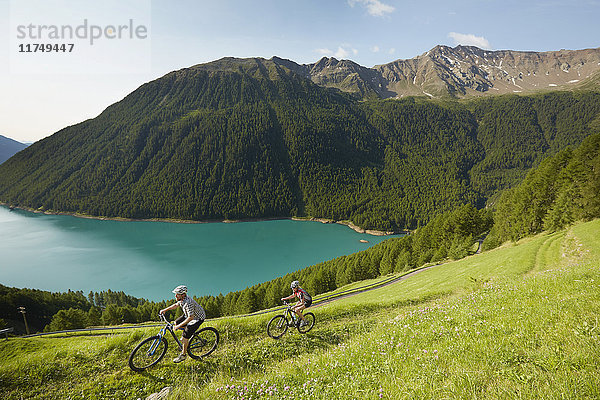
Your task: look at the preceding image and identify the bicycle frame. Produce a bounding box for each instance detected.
[282,302,300,325]
[146,314,184,356]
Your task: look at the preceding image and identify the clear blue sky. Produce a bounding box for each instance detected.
[1,0,599,143]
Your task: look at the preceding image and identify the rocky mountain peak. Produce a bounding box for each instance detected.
[295,45,600,99]
[375,45,600,98]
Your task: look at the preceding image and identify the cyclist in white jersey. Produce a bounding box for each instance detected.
[160,285,206,363]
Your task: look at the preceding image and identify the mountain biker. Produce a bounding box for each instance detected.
[281,280,312,326]
[159,285,206,363]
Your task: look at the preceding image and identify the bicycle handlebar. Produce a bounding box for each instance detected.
[158,313,173,327]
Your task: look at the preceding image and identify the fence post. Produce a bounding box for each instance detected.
[1,327,14,340]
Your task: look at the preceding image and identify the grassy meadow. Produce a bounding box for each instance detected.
[1,219,599,399]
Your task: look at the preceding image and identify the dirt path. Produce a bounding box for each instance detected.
[241,263,442,318]
[310,264,440,308]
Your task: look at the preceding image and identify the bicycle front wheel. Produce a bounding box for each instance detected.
[267,315,288,339]
[129,335,168,372]
[188,327,219,359]
[297,312,315,334]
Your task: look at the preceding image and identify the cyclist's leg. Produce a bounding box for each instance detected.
[182,319,202,354]
[173,316,186,342]
[172,316,192,362]
[293,303,307,321]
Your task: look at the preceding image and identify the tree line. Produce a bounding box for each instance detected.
[483,132,600,249]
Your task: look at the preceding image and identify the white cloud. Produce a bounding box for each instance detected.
[335,47,350,58]
[388,48,396,55]
[316,48,333,56]
[448,32,492,50]
[371,45,380,53]
[315,46,357,59]
[348,0,395,17]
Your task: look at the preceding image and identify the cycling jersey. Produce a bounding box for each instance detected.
[294,287,312,306]
[178,295,206,324]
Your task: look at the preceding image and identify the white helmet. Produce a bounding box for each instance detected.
[291,280,300,290]
[172,285,188,295]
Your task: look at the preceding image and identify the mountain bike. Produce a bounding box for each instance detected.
[128,314,219,372]
[267,301,315,339]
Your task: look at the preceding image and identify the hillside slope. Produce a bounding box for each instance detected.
[1,219,599,399]
[215,221,599,400]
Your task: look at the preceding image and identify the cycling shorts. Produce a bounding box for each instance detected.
[175,316,204,339]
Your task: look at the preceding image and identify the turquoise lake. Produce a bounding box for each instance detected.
[0,206,397,301]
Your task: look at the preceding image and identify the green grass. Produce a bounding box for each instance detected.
[1,220,599,399]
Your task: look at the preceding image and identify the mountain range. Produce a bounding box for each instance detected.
[278,45,600,99]
[1,45,600,231]
[0,135,28,164]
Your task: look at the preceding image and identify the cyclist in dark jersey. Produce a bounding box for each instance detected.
[281,280,312,327]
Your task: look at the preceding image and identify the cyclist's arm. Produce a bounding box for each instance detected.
[281,294,295,301]
[174,315,194,330]
[159,303,179,314]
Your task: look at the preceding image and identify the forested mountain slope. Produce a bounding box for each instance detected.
[1,57,599,231]
[485,132,600,247]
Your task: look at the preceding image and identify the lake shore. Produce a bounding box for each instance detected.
[291,217,402,236]
[1,203,403,236]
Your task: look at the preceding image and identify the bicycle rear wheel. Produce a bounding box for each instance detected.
[267,315,288,339]
[129,335,168,372]
[297,312,315,334]
[188,327,219,359]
